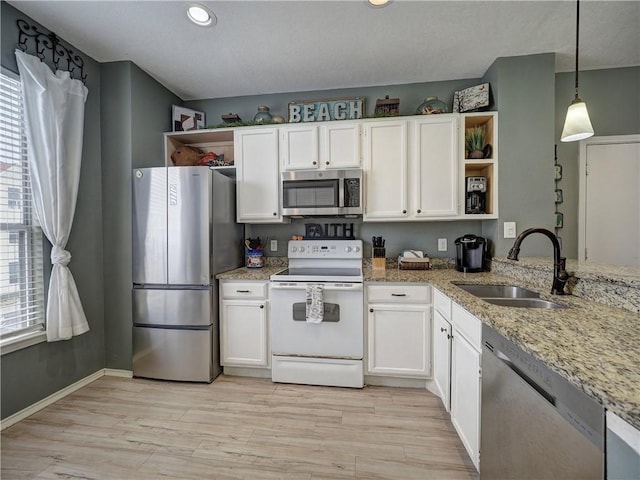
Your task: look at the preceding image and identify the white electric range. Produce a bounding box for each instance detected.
[269,239,364,388]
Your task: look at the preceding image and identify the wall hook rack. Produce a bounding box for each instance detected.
[16,19,87,84]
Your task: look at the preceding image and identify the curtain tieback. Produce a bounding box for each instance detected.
[51,246,71,266]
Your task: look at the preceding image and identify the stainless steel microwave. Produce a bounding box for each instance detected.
[281,169,363,217]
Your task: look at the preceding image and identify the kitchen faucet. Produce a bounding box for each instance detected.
[507,228,569,295]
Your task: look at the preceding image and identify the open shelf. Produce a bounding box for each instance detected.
[462,112,498,218]
[164,128,235,169]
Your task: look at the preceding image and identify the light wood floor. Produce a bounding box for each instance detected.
[1,375,478,479]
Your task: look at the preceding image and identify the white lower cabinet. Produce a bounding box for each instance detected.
[220,280,269,368]
[450,302,482,472]
[433,309,452,410]
[366,285,431,378]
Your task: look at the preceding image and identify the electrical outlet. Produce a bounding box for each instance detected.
[438,238,447,251]
[504,222,517,239]
[270,239,278,251]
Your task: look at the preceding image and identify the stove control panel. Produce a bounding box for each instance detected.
[288,240,363,259]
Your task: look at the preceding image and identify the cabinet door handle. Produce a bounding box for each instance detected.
[369,308,374,313]
[236,289,251,293]
[273,212,277,216]
[312,161,317,165]
[402,210,407,214]
[391,293,406,297]
[440,327,447,332]
[447,334,452,340]
[325,161,330,166]
[260,305,264,309]
[417,209,421,214]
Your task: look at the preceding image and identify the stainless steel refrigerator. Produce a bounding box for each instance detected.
[132,166,243,382]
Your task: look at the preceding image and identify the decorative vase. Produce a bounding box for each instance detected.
[253,106,273,124]
[467,150,484,159]
[271,114,285,124]
[416,96,448,115]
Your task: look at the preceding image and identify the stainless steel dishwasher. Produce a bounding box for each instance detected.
[481,324,604,479]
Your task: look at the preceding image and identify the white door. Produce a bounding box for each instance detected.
[579,136,640,265]
[433,309,452,411]
[220,300,268,367]
[280,125,319,170]
[450,331,481,471]
[363,120,408,220]
[367,303,430,377]
[235,128,282,222]
[321,122,361,169]
[413,116,459,217]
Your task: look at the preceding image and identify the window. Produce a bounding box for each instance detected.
[0,69,45,343]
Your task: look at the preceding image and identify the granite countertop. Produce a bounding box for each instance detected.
[364,266,640,430]
[217,260,640,430]
[216,266,286,281]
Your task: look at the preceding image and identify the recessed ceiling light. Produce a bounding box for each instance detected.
[368,0,390,7]
[187,4,216,27]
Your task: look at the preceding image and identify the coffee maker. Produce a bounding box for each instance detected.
[465,176,487,214]
[455,234,488,273]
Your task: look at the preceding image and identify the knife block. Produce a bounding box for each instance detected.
[372,247,386,271]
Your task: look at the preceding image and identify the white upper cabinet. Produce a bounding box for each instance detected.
[363,119,409,220]
[280,122,361,171]
[363,115,459,222]
[412,116,459,217]
[320,122,361,169]
[280,124,319,170]
[234,127,284,223]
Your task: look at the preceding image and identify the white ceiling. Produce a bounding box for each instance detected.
[7,0,640,101]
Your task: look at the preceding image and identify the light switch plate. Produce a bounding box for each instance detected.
[504,222,517,239]
[438,238,447,251]
[270,239,278,251]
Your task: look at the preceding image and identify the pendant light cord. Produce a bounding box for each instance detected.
[574,0,580,100]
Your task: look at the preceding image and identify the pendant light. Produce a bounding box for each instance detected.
[561,0,594,142]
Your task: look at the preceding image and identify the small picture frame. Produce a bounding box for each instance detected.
[554,164,563,180]
[555,189,563,204]
[555,212,564,229]
[172,105,205,132]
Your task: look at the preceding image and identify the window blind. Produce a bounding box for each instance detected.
[0,70,45,339]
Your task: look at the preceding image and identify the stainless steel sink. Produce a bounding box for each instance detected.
[482,298,568,309]
[453,283,569,309]
[453,283,540,299]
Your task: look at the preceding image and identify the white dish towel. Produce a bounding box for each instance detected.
[306,284,324,323]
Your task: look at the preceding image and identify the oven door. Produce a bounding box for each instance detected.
[270,282,363,359]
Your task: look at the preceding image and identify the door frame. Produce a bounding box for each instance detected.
[578,134,640,262]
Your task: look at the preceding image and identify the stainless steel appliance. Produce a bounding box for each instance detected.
[465,176,487,214]
[270,239,364,387]
[454,234,487,273]
[481,324,604,478]
[132,166,243,382]
[281,169,363,217]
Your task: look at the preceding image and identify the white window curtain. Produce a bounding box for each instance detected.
[15,50,90,342]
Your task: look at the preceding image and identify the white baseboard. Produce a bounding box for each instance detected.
[364,375,427,389]
[1,368,131,431]
[104,368,133,378]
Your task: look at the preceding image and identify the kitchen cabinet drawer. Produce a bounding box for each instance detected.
[433,288,451,319]
[221,281,267,299]
[452,302,481,349]
[367,284,431,304]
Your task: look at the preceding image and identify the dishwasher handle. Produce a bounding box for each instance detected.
[489,342,556,407]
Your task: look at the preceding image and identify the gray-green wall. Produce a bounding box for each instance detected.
[1,3,105,419]
[101,61,181,369]
[481,53,557,257]
[555,67,640,258]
